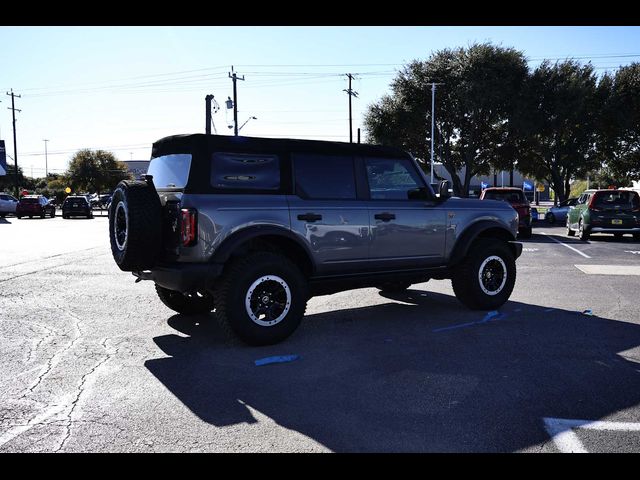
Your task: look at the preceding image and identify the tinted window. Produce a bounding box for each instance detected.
[21,198,39,204]
[211,152,280,190]
[0,195,7,201]
[593,191,640,209]
[365,157,424,200]
[147,154,192,189]
[293,154,356,200]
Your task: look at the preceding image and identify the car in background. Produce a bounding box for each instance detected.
[545,197,578,224]
[0,192,19,217]
[62,195,93,219]
[16,195,56,219]
[567,189,640,241]
[480,187,532,238]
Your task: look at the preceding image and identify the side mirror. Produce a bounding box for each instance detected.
[438,180,451,200]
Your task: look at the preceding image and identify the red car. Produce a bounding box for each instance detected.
[480,187,532,238]
[16,195,56,219]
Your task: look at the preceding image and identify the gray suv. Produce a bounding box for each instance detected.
[108,134,522,345]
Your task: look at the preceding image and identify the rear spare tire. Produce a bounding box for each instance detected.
[109,180,162,271]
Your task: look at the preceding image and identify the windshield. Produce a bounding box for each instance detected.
[484,190,526,203]
[147,154,192,189]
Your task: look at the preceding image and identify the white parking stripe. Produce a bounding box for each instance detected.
[539,232,591,258]
[575,265,640,275]
[543,417,640,453]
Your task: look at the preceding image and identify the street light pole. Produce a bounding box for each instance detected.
[43,139,49,177]
[430,83,435,184]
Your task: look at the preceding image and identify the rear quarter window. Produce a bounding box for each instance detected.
[211,152,280,190]
[148,154,192,189]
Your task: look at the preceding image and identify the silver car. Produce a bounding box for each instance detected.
[0,192,19,217]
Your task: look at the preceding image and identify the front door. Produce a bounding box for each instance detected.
[363,156,447,270]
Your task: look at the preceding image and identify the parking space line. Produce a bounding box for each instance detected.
[539,232,591,258]
[543,417,640,453]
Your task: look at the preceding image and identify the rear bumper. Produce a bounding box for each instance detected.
[133,262,224,293]
[590,227,640,233]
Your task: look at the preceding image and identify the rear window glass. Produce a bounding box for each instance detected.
[593,191,640,208]
[484,190,525,203]
[21,198,39,204]
[211,152,280,190]
[148,154,192,189]
[65,197,87,204]
[293,154,356,200]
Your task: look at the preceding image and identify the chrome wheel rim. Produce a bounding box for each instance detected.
[245,275,291,327]
[478,255,507,296]
[114,200,128,251]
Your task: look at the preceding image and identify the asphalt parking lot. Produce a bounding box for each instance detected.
[1,214,640,452]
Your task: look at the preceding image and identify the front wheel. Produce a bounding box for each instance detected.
[155,285,215,315]
[546,212,555,224]
[566,217,575,237]
[213,252,308,346]
[519,227,532,239]
[451,238,516,310]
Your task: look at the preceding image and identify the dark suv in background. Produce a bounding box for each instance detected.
[567,189,640,241]
[62,195,94,219]
[480,187,532,238]
[108,134,522,345]
[16,195,56,219]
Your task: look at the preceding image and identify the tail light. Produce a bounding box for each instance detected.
[588,193,602,212]
[181,208,197,246]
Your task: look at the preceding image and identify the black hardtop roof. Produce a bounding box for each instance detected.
[151,134,411,159]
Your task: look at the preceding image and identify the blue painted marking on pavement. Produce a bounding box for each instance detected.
[254,354,300,366]
[432,310,506,333]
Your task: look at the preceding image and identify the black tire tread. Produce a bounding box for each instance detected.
[155,284,215,315]
[212,251,308,346]
[451,238,516,310]
[109,180,162,271]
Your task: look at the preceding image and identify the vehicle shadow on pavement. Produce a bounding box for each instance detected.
[145,290,640,452]
[0,218,10,224]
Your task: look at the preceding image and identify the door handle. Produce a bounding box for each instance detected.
[374,212,396,222]
[297,213,322,222]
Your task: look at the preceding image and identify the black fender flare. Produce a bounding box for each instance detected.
[210,225,316,272]
[448,220,520,267]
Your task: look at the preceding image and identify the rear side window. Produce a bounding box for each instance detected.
[293,154,356,200]
[211,152,280,190]
[148,154,192,189]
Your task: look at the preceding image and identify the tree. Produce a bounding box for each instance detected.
[516,61,604,203]
[364,43,529,197]
[0,163,27,194]
[599,63,640,183]
[66,149,131,194]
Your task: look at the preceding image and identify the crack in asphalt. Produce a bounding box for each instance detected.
[0,251,109,284]
[54,338,114,453]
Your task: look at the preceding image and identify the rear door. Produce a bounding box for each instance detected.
[288,153,370,275]
[363,156,447,270]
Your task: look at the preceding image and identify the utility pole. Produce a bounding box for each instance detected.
[343,74,358,143]
[43,139,49,177]
[205,94,214,135]
[228,66,245,136]
[6,89,21,198]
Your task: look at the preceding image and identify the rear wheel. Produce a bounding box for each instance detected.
[50,209,55,218]
[578,219,590,241]
[634,234,640,242]
[155,285,215,315]
[213,252,308,346]
[614,233,623,240]
[108,180,162,271]
[16,215,22,219]
[376,281,412,293]
[451,238,516,310]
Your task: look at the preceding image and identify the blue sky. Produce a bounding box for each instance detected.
[1,26,640,176]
